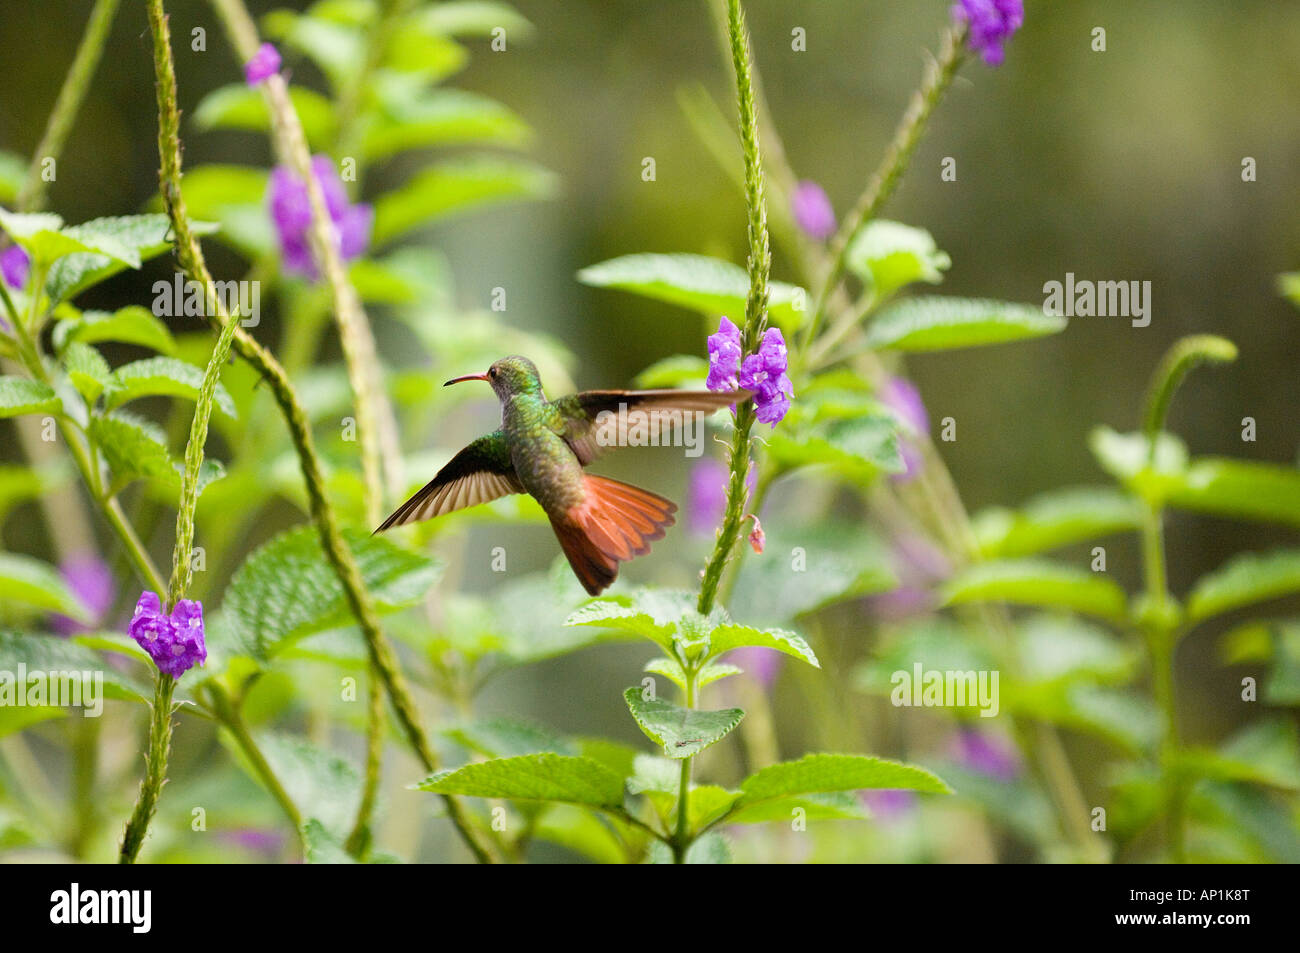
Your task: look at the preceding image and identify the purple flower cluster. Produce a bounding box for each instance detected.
[127,591,207,678]
[953,0,1024,66]
[244,42,281,85]
[706,319,793,425]
[51,552,115,636]
[1,244,30,290]
[792,180,836,240]
[268,156,372,279]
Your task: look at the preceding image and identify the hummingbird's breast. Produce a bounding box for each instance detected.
[502,395,585,513]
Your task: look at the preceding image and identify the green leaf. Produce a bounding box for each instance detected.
[708,622,819,668]
[106,356,237,419]
[644,657,742,691]
[846,220,950,299]
[415,1,534,38]
[88,412,224,495]
[726,791,870,824]
[263,9,365,92]
[416,754,625,808]
[251,734,360,840]
[361,88,531,161]
[1015,614,1137,687]
[865,297,1065,352]
[1187,550,1300,624]
[0,464,55,524]
[577,253,810,330]
[942,558,1128,621]
[0,378,60,418]
[193,83,337,149]
[738,753,951,805]
[633,354,709,389]
[159,165,271,259]
[1089,427,1189,503]
[43,215,218,302]
[0,151,25,205]
[766,412,906,485]
[623,686,743,759]
[445,718,573,759]
[0,554,92,621]
[302,819,356,864]
[62,342,113,405]
[1166,457,1300,530]
[564,589,713,655]
[53,306,177,356]
[217,526,440,661]
[0,631,150,704]
[971,486,1144,558]
[372,156,557,246]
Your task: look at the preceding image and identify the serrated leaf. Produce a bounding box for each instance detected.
[416,753,625,807]
[302,818,356,864]
[644,656,741,690]
[1187,550,1300,624]
[62,342,112,405]
[865,297,1065,352]
[942,558,1128,621]
[708,622,819,667]
[53,306,177,356]
[726,790,870,824]
[0,554,92,621]
[846,220,950,299]
[564,588,714,656]
[0,377,60,418]
[766,412,906,484]
[577,253,809,330]
[972,486,1144,558]
[106,356,237,419]
[217,525,440,661]
[372,156,557,246]
[42,215,218,302]
[739,753,951,804]
[623,686,743,759]
[88,412,225,495]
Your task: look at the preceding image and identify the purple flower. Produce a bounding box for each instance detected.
[51,552,115,636]
[950,728,1021,782]
[953,0,1024,66]
[268,156,372,280]
[730,646,783,689]
[706,316,743,392]
[792,181,836,240]
[1,244,30,290]
[881,376,928,481]
[220,828,284,854]
[860,789,917,823]
[127,591,207,678]
[244,42,281,85]
[738,327,794,425]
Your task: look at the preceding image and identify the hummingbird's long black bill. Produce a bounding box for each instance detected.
[444,373,490,386]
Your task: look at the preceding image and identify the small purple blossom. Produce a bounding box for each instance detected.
[127,591,207,678]
[951,728,1022,782]
[792,180,836,240]
[738,327,794,425]
[244,42,281,84]
[268,156,373,280]
[1,244,30,290]
[51,552,115,636]
[860,789,917,823]
[881,376,929,482]
[730,646,783,689]
[953,0,1024,66]
[706,316,743,392]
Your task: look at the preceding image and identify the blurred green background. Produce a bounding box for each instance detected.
[2,0,1298,860]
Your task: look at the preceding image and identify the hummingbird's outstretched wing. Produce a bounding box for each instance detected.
[554,389,749,465]
[373,431,523,532]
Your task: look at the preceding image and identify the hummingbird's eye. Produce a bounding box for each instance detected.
[488,367,497,378]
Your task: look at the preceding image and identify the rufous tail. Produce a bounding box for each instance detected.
[548,475,677,595]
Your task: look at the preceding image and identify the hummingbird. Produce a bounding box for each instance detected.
[374,355,749,595]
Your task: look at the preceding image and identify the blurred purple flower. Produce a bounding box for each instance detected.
[687,457,757,536]
[881,376,928,482]
[867,532,951,622]
[706,316,743,392]
[2,244,30,290]
[861,789,917,823]
[268,156,373,280]
[953,0,1024,66]
[244,42,281,85]
[50,552,115,636]
[792,181,835,240]
[951,728,1022,782]
[730,646,783,689]
[220,828,284,854]
[738,327,794,425]
[127,591,207,678]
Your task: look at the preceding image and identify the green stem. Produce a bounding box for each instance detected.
[17,0,121,212]
[208,683,303,841]
[344,667,386,858]
[119,673,175,863]
[671,672,698,864]
[799,22,966,359]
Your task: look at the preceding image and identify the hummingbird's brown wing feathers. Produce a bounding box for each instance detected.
[373,432,523,532]
[550,475,677,595]
[555,389,749,465]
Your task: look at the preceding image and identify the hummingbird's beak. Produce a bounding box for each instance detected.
[444,373,490,387]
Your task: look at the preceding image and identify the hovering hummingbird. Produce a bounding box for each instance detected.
[374,356,750,595]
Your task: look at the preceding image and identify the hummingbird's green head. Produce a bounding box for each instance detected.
[444,355,543,401]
